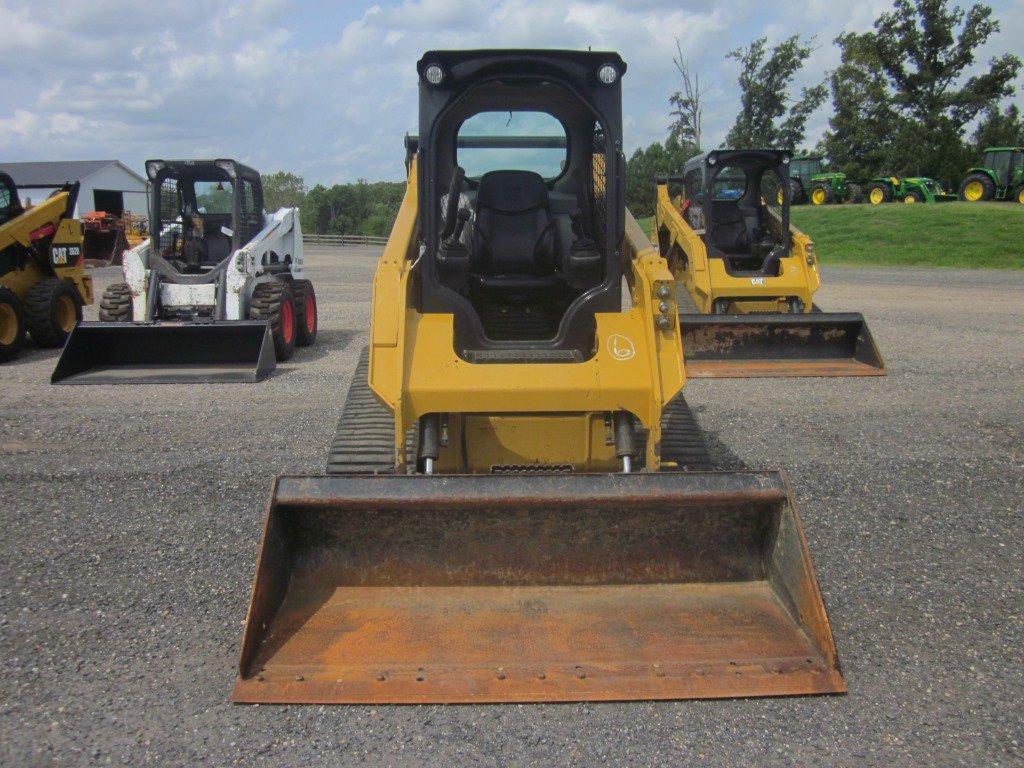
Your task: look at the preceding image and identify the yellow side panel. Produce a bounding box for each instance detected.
[0,260,46,298]
[368,164,418,415]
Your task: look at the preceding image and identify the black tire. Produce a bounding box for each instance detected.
[845,183,863,204]
[809,183,833,206]
[958,173,995,202]
[868,183,892,205]
[248,279,296,361]
[24,278,81,347]
[788,177,805,205]
[292,279,318,347]
[98,282,132,322]
[0,287,26,362]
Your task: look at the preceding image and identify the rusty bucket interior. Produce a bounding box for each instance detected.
[51,321,276,384]
[679,312,885,378]
[233,472,845,704]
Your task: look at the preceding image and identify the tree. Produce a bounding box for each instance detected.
[868,0,1022,180]
[299,179,405,235]
[724,36,827,150]
[822,32,901,180]
[668,38,707,151]
[972,104,1024,153]
[262,171,306,212]
[625,134,696,219]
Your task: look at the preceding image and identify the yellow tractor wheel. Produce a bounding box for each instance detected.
[0,287,27,362]
[959,174,994,202]
[777,189,784,206]
[57,294,78,333]
[0,302,19,346]
[963,181,984,201]
[1018,188,1024,205]
[811,188,827,205]
[869,187,886,205]
[904,194,916,204]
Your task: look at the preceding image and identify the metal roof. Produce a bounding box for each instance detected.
[0,160,147,188]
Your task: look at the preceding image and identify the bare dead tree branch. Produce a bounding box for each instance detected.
[669,37,708,151]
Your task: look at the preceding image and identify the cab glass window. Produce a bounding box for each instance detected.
[712,167,747,201]
[457,111,567,179]
[194,180,233,214]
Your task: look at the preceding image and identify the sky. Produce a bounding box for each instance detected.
[1,0,1021,186]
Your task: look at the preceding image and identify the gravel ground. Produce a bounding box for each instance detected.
[1,247,1021,767]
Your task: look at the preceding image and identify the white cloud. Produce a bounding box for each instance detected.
[0,0,1020,183]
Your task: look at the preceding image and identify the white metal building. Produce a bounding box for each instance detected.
[0,160,149,218]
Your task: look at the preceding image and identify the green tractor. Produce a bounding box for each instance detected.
[786,155,862,205]
[866,175,956,205]
[959,147,1024,204]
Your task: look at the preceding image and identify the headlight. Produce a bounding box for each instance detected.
[598,64,619,85]
[424,64,445,85]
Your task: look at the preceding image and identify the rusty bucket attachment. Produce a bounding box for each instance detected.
[233,472,844,704]
[51,321,276,384]
[679,312,885,378]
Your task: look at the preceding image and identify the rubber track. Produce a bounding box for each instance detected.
[328,347,712,474]
[659,395,712,470]
[326,347,397,474]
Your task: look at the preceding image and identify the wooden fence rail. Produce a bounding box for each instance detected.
[303,233,389,247]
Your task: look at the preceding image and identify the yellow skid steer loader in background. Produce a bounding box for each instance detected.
[655,151,885,378]
[233,50,845,705]
[0,173,92,362]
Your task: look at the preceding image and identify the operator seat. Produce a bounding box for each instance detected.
[708,201,755,256]
[469,170,559,291]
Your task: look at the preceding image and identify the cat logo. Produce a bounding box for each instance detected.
[607,333,636,361]
[749,277,766,286]
[51,245,81,266]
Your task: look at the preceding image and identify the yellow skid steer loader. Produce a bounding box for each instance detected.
[0,173,92,362]
[655,151,885,377]
[233,50,845,705]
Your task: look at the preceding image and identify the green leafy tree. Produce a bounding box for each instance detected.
[972,104,1024,153]
[299,180,405,236]
[822,33,900,180]
[869,0,1021,181]
[625,134,696,218]
[724,36,827,150]
[262,171,306,212]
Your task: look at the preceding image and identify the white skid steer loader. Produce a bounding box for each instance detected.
[52,159,317,383]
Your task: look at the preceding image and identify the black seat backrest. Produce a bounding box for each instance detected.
[708,201,751,255]
[204,231,232,265]
[472,170,554,276]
